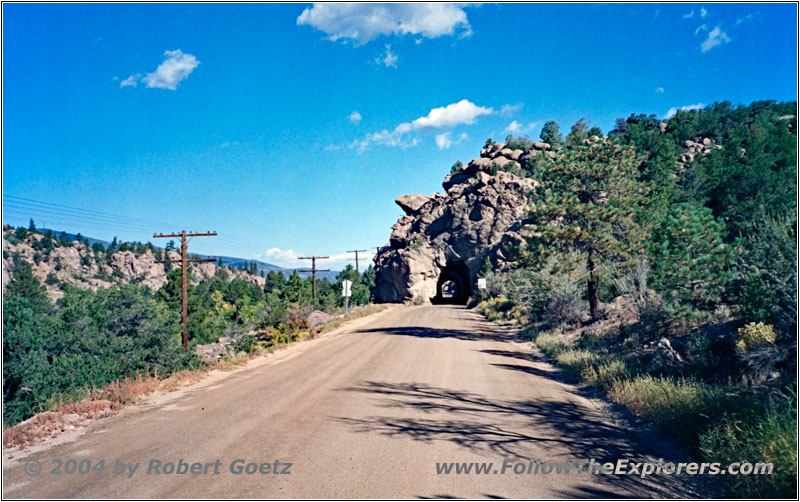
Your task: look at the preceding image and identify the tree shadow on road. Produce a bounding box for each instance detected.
[335,380,702,497]
[354,326,509,342]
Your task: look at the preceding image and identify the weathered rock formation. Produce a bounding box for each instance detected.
[373,142,543,304]
[2,226,264,300]
[372,132,721,304]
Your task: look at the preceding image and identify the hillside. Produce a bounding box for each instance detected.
[372,100,798,498]
[1,225,266,299]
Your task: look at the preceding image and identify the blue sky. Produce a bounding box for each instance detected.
[2,3,797,269]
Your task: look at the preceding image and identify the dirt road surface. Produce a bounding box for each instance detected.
[3,305,708,498]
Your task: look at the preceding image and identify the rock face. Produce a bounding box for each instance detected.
[372,132,722,305]
[373,142,540,304]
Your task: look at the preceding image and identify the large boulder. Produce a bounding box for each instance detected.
[373,155,537,304]
[395,194,432,216]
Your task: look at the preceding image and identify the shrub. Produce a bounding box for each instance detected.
[608,375,731,444]
[502,258,586,326]
[735,213,796,336]
[534,330,572,357]
[582,358,632,391]
[735,322,777,354]
[231,334,258,354]
[556,349,597,380]
[476,295,514,322]
[699,391,797,498]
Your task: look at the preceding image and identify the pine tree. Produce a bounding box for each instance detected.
[647,203,734,317]
[540,120,564,149]
[566,117,589,146]
[527,142,651,320]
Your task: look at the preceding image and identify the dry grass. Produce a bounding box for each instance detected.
[160,370,208,392]
[88,375,161,405]
[3,400,120,449]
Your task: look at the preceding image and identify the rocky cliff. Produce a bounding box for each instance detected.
[2,226,264,300]
[372,133,721,304]
[372,141,545,304]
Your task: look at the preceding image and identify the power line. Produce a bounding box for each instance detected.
[298,256,329,300]
[154,230,218,352]
[3,195,181,228]
[347,249,368,274]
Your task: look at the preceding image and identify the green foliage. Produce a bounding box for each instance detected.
[3,277,193,425]
[504,134,534,151]
[539,120,564,149]
[647,203,734,319]
[699,391,797,498]
[565,117,589,146]
[449,160,463,174]
[231,334,258,354]
[527,142,651,319]
[734,212,796,335]
[608,375,732,445]
[533,330,572,357]
[680,101,797,237]
[556,349,597,381]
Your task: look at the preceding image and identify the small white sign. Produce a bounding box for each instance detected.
[342,279,352,297]
[477,278,487,290]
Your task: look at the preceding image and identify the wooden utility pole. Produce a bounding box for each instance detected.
[154,230,217,352]
[347,249,367,274]
[298,256,329,300]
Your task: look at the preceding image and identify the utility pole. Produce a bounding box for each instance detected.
[154,230,217,352]
[298,256,329,300]
[347,249,367,274]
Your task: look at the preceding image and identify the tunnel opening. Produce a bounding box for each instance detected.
[434,261,471,305]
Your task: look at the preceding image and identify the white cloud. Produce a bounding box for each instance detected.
[348,111,362,124]
[324,144,342,151]
[502,120,538,136]
[665,103,705,119]
[700,7,708,17]
[350,129,419,153]
[683,9,695,19]
[655,87,665,94]
[409,99,493,130]
[694,23,709,35]
[700,26,730,52]
[435,131,468,150]
[499,103,524,117]
[503,120,522,134]
[375,44,398,68]
[259,248,303,268]
[141,49,199,90]
[119,74,140,88]
[350,99,491,153]
[735,14,753,27]
[297,3,474,46]
[259,247,375,271]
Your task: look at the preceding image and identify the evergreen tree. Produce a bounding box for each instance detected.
[527,142,651,320]
[540,120,564,149]
[566,117,589,146]
[647,203,734,318]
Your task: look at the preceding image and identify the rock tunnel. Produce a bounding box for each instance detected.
[434,261,471,305]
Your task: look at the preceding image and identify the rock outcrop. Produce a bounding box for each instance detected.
[373,142,540,304]
[2,227,264,300]
[372,130,723,304]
